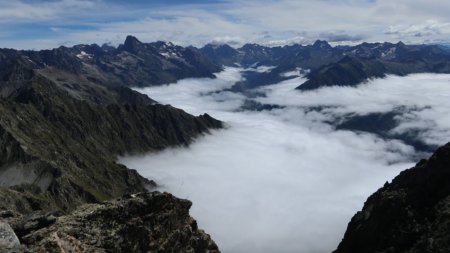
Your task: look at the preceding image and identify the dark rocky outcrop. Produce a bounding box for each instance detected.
[2,192,220,252]
[334,142,450,253]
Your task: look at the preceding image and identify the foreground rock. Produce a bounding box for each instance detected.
[2,192,219,252]
[0,222,21,252]
[334,142,450,253]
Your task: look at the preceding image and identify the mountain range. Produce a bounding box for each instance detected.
[1,35,220,92]
[0,36,449,252]
[199,40,450,91]
[201,40,450,155]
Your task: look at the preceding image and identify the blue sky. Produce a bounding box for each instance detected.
[1,0,450,49]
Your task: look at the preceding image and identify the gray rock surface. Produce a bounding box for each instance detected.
[6,192,220,253]
[334,142,450,253]
[0,222,21,253]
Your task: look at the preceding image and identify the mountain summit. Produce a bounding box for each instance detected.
[120,35,144,53]
[312,40,332,50]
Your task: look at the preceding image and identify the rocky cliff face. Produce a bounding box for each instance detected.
[334,142,450,253]
[1,192,220,253]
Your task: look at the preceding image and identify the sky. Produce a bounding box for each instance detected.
[121,68,450,252]
[2,0,450,49]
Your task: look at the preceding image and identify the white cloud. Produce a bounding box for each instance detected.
[123,67,450,252]
[264,36,310,47]
[258,73,450,145]
[385,20,450,42]
[5,0,450,49]
[319,32,365,43]
[0,0,96,21]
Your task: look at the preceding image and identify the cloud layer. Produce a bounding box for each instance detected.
[4,0,450,49]
[259,73,450,146]
[123,68,450,252]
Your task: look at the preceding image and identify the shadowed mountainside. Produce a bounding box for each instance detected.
[334,141,450,253]
[0,40,222,214]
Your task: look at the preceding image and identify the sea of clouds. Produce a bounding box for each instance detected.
[122,68,450,253]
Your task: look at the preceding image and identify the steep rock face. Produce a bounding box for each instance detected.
[334,142,450,253]
[3,192,220,253]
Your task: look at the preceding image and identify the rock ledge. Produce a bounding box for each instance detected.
[2,192,220,253]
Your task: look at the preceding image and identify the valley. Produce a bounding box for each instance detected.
[123,67,450,252]
[0,35,449,252]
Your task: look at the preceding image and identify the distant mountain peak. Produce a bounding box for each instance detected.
[101,43,115,52]
[240,43,267,51]
[312,40,332,49]
[150,41,176,50]
[396,41,406,47]
[124,35,141,44]
[121,35,143,53]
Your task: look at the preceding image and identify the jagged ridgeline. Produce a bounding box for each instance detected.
[334,142,450,253]
[0,37,222,214]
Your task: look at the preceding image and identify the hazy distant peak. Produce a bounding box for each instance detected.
[312,40,332,49]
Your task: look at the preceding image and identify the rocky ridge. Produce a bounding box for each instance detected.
[1,35,220,90]
[1,192,219,252]
[334,142,450,253]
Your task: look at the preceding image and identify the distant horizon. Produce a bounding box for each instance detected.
[2,34,447,51]
[2,0,450,50]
